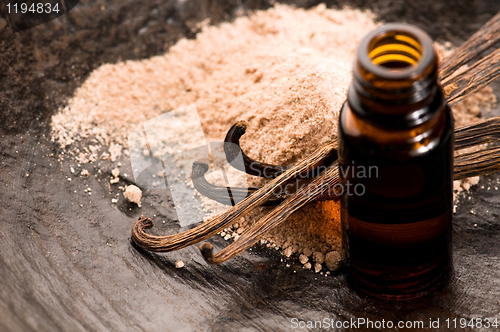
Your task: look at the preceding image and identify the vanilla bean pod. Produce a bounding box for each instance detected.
[224,120,290,178]
[194,121,339,206]
[454,146,500,180]
[192,161,286,206]
[455,115,500,150]
[440,11,500,81]
[201,161,340,264]
[440,12,500,105]
[453,116,500,179]
[131,142,337,252]
[444,48,500,106]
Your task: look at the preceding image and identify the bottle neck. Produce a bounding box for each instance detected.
[349,24,443,129]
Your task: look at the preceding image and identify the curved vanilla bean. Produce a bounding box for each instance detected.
[455,116,500,150]
[131,142,337,252]
[454,146,500,180]
[224,120,290,178]
[200,162,340,264]
[192,161,285,206]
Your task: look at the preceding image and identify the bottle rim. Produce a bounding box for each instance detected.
[356,23,436,82]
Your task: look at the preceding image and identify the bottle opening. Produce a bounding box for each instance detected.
[368,33,423,70]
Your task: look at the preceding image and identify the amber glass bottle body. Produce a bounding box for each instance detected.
[338,24,454,300]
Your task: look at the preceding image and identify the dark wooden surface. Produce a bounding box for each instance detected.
[1,0,500,331]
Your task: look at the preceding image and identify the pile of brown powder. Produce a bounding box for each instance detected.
[51,4,496,272]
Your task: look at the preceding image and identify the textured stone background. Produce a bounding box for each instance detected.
[1,0,500,331]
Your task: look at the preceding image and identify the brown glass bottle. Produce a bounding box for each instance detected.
[338,24,454,300]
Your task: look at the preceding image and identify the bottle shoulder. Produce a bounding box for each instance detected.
[339,101,454,158]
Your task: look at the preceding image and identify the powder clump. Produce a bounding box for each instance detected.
[124,185,142,207]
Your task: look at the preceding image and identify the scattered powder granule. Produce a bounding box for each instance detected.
[50,4,496,272]
[175,260,185,269]
[325,251,342,271]
[312,252,325,265]
[299,254,309,265]
[110,167,120,184]
[124,185,142,207]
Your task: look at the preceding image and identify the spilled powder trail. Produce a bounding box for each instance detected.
[51,4,496,272]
